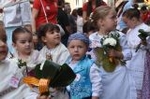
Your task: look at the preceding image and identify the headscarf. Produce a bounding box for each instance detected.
[68,32,90,46]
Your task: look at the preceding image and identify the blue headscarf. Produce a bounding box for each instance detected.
[68,32,90,46]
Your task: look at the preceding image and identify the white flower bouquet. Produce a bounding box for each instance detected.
[94,31,124,72]
[101,31,120,63]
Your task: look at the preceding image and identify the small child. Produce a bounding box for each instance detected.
[67,32,102,99]
[83,20,96,37]
[38,23,70,65]
[12,27,43,76]
[122,8,150,99]
[38,23,70,99]
[89,6,137,99]
[0,26,47,99]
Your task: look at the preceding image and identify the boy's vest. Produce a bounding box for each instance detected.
[70,56,94,99]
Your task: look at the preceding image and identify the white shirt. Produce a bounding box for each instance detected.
[77,15,83,33]
[0,0,32,27]
[0,58,38,99]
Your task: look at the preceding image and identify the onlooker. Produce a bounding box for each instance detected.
[32,0,58,33]
[64,2,77,33]
[82,0,107,23]
[116,0,137,33]
[140,5,150,25]
[0,0,32,54]
[76,8,83,33]
[71,8,78,22]
[57,0,71,46]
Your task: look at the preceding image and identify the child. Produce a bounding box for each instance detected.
[89,6,137,99]
[38,23,70,99]
[12,27,44,76]
[83,20,96,37]
[38,23,70,65]
[67,32,102,99]
[122,8,150,99]
[0,26,48,99]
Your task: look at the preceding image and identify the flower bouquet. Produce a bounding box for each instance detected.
[94,31,124,72]
[22,60,76,96]
[135,29,150,52]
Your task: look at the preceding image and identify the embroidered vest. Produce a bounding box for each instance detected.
[70,56,94,99]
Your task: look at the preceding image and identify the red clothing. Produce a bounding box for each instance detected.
[33,0,58,29]
[141,11,150,23]
[82,1,107,12]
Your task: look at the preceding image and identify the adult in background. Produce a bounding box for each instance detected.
[57,0,71,46]
[64,2,77,33]
[76,8,83,33]
[0,0,32,54]
[82,0,107,23]
[116,0,137,33]
[32,0,58,34]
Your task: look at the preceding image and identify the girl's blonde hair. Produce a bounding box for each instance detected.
[92,6,116,27]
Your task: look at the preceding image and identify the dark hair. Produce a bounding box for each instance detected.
[57,0,65,7]
[141,5,147,11]
[83,20,96,33]
[122,8,141,19]
[12,27,32,43]
[77,8,83,17]
[71,9,77,17]
[0,27,6,43]
[116,1,128,17]
[37,23,60,41]
[87,0,104,17]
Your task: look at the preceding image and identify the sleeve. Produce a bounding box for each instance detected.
[23,85,38,99]
[33,0,41,10]
[90,63,102,97]
[20,1,32,25]
[82,2,87,11]
[119,33,132,61]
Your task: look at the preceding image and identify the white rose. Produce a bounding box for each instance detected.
[103,38,117,46]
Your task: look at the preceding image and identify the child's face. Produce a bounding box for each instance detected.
[42,30,61,48]
[13,33,33,55]
[68,40,88,61]
[0,34,8,60]
[100,10,117,33]
[122,16,136,29]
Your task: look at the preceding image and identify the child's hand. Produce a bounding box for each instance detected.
[141,40,147,46]
[37,95,51,99]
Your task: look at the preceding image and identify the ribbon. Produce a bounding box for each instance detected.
[23,76,50,95]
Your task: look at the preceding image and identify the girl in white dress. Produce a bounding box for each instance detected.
[38,23,70,99]
[39,23,70,65]
[122,8,150,99]
[12,27,43,76]
[89,6,137,99]
[0,26,49,99]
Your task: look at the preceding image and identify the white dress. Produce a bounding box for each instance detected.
[89,31,137,99]
[126,23,150,90]
[39,43,70,99]
[13,50,45,75]
[0,58,38,99]
[40,43,70,65]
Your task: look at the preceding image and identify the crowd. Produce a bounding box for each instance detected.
[0,0,150,99]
